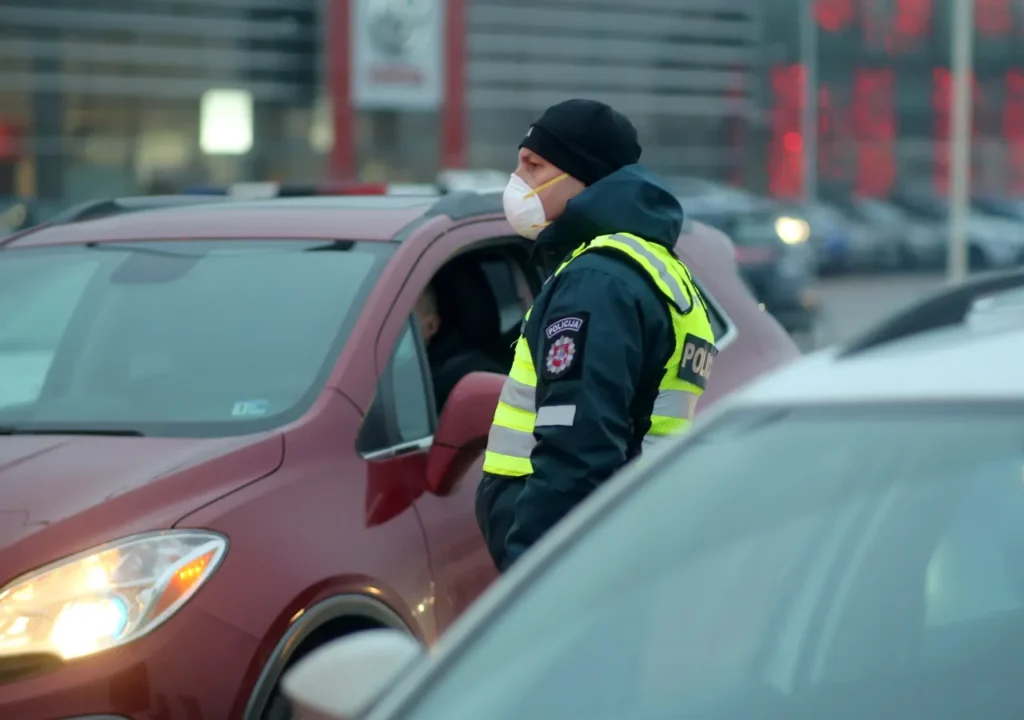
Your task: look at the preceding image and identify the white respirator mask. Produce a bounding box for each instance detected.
[502,172,567,240]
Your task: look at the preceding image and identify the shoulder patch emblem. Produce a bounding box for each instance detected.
[540,312,589,382]
[545,335,577,375]
[677,333,718,390]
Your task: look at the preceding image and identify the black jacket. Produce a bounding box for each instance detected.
[496,164,685,569]
[428,329,507,412]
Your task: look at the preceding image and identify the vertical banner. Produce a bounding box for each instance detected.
[350,0,445,111]
[440,0,466,169]
[328,0,354,180]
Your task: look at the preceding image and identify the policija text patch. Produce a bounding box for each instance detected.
[677,334,718,390]
[541,312,589,382]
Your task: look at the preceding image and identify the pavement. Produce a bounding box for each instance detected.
[805,272,947,350]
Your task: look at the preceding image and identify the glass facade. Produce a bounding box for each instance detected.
[762,0,1024,199]
[0,0,324,217]
[4,0,1023,214]
[463,0,758,183]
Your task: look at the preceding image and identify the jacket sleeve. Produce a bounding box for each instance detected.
[503,266,646,570]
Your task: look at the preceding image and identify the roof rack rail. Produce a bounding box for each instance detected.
[425,190,503,220]
[49,195,230,224]
[184,181,443,199]
[838,267,1024,357]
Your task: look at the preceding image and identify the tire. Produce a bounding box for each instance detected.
[259,621,392,720]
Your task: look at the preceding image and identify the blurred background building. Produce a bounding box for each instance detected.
[0,0,1022,214]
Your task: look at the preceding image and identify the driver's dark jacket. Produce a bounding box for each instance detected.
[476,164,685,572]
[428,330,506,411]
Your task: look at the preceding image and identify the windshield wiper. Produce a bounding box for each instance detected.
[0,426,145,437]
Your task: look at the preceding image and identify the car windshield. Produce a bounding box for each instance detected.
[0,240,388,436]
[854,198,906,224]
[398,404,1024,720]
[725,211,784,248]
[974,197,1024,220]
[895,195,949,220]
[812,203,849,224]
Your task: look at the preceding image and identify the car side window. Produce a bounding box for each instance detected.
[479,257,531,335]
[694,281,733,348]
[356,317,436,455]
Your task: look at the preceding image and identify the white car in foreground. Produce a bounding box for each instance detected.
[284,270,1024,720]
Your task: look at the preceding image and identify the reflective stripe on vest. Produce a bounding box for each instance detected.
[591,233,691,313]
[482,232,716,477]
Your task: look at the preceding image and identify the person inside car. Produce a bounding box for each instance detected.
[417,282,507,411]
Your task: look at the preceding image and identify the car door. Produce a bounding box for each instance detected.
[365,218,532,631]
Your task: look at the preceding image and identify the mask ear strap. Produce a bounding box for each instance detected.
[524,173,568,199]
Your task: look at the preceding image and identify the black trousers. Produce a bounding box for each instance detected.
[475,474,525,573]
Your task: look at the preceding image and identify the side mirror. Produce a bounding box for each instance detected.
[281,629,423,720]
[426,371,505,495]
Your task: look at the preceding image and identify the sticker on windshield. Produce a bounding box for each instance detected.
[232,400,270,417]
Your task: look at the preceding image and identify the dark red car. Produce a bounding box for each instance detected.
[0,192,799,719]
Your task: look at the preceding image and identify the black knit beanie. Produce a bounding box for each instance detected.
[519,99,642,186]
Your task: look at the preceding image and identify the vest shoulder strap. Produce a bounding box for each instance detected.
[580,233,692,314]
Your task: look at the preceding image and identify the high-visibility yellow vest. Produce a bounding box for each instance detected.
[482,232,717,478]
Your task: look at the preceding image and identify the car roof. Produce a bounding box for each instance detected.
[3,196,447,248]
[735,276,1024,405]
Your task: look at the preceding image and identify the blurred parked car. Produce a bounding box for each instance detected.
[0,200,33,237]
[0,189,798,719]
[685,202,818,336]
[667,176,765,211]
[671,181,818,337]
[285,269,1024,720]
[824,194,942,270]
[778,201,854,274]
[972,195,1024,222]
[890,190,1024,269]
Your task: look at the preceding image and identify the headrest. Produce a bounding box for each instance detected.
[432,256,501,349]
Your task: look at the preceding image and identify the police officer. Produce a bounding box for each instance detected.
[476,99,718,572]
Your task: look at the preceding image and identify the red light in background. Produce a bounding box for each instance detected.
[0,124,21,160]
[1003,69,1024,192]
[852,68,896,196]
[814,0,854,31]
[893,0,931,39]
[862,0,932,54]
[815,83,847,183]
[977,0,1012,36]
[769,65,805,199]
[818,84,846,181]
[851,68,896,139]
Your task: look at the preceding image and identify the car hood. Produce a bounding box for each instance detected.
[0,433,283,580]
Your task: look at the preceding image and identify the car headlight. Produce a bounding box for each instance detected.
[775,216,810,245]
[0,530,226,661]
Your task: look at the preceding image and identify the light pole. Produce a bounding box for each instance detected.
[947,0,974,283]
[799,0,818,206]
